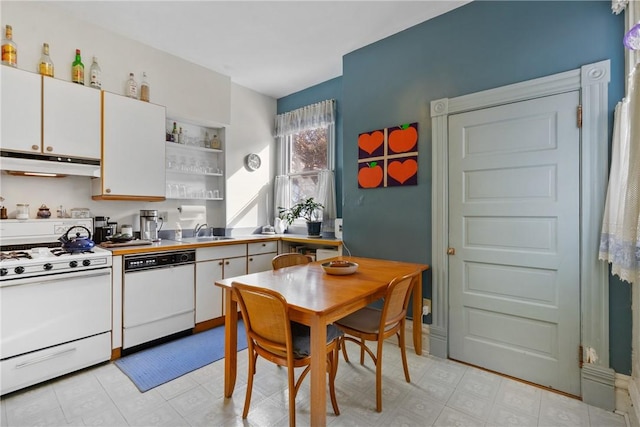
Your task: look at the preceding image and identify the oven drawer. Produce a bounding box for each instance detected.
[1,332,111,395]
[0,269,112,359]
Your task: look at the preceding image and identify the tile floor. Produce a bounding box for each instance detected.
[0,338,629,427]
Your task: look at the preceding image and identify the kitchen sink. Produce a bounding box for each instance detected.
[181,236,235,243]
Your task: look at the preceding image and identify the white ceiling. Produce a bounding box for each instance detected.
[49,1,470,99]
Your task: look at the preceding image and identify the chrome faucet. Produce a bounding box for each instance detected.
[194,223,208,237]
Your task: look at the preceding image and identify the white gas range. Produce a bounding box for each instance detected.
[0,219,113,396]
[0,219,112,281]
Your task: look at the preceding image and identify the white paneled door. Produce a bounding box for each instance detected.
[448,91,581,396]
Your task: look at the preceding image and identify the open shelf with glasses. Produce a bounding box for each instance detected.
[165,119,225,201]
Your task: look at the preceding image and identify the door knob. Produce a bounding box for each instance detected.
[447,248,456,255]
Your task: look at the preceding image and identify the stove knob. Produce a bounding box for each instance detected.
[69,261,78,268]
[43,263,53,271]
[0,268,7,276]
[82,259,91,267]
[15,266,25,274]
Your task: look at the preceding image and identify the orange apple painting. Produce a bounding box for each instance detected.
[358,161,384,188]
[358,122,418,188]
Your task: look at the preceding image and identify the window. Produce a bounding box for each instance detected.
[284,125,333,206]
[275,99,336,231]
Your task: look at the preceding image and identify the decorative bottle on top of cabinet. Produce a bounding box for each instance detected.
[71,49,84,85]
[38,43,54,77]
[89,57,101,89]
[126,72,138,99]
[1,25,17,67]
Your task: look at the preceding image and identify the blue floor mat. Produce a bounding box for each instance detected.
[115,321,247,392]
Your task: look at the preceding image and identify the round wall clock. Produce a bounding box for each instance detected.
[245,153,261,171]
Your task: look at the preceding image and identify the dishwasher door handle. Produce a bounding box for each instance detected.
[124,308,194,329]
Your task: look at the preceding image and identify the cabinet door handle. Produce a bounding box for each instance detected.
[105,188,111,193]
[218,261,223,266]
[249,257,253,262]
[225,261,229,265]
[31,145,39,151]
[46,146,53,152]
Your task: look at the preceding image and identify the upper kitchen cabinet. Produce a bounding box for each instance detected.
[1,66,100,159]
[1,66,41,153]
[92,91,166,201]
[42,77,101,159]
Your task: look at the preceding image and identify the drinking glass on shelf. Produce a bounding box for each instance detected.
[205,190,214,199]
[178,184,187,199]
[213,189,220,198]
[166,183,173,197]
[197,188,205,199]
[166,155,176,170]
[178,156,187,172]
[169,184,179,198]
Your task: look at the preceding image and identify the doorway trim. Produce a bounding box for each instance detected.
[429,60,613,408]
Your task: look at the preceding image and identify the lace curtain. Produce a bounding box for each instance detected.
[274,99,335,137]
[600,1,640,283]
[317,170,337,233]
[599,66,640,283]
[273,99,337,234]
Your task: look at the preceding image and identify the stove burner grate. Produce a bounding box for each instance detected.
[50,248,95,257]
[0,251,32,261]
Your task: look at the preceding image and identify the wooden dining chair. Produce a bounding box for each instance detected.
[231,282,342,427]
[271,253,313,270]
[335,273,415,412]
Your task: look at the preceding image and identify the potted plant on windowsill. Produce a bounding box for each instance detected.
[278,197,324,237]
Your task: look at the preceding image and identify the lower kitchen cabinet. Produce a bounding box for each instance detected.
[195,244,246,324]
[247,241,278,273]
[195,259,223,323]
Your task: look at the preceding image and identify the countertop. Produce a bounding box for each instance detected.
[102,234,342,256]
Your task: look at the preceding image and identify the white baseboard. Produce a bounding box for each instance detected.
[628,376,640,427]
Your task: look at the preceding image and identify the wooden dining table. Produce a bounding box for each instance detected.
[215,256,429,426]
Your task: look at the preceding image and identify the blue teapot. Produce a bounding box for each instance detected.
[59,225,95,253]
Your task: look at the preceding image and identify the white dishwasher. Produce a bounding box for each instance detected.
[122,250,195,351]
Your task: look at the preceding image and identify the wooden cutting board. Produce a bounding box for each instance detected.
[99,240,153,248]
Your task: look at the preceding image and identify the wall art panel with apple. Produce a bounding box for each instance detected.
[357,123,418,188]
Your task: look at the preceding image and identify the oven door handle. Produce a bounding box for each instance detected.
[0,269,111,288]
[14,347,77,369]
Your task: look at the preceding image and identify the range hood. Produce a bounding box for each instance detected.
[0,151,101,178]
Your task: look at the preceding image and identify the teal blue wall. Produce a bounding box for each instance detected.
[278,1,630,374]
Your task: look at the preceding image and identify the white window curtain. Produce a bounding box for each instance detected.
[273,99,337,231]
[316,170,337,233]
[274,99,336,137]
[273,174,290,219]
[600,1,640,283]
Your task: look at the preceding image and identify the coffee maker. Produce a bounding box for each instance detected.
[94,216,115,243]
[140,210,163,241]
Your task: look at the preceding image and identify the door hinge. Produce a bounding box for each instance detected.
[579,345,584,368]
[577,105,582,128]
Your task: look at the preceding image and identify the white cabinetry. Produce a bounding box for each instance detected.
[93,92,165,201]
[195,244,246,324]
[1,66,41,152]
[247,241,278,274]
[43,77,101,159]
[165,119,225,201]
[1,66,100,159]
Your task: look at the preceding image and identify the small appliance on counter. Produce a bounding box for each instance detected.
[93,216,115,244]
[140,210,163,242]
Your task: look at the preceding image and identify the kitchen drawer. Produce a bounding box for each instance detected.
[1,332,111,395]
[248,241,277,255]
[196,244,246,261]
